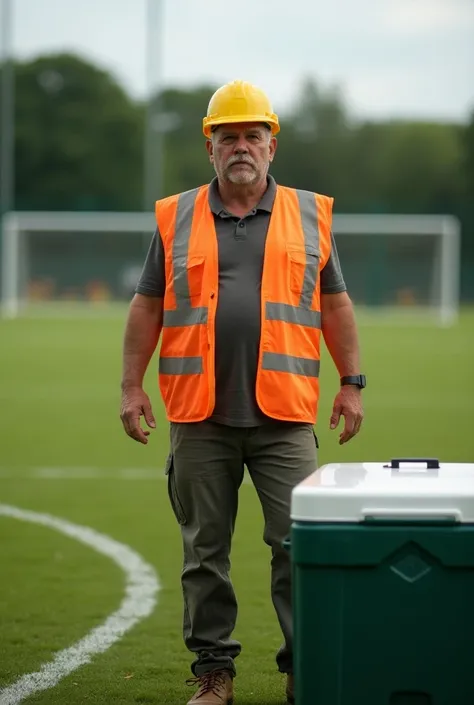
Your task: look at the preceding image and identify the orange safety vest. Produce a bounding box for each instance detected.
[155,184,333,424]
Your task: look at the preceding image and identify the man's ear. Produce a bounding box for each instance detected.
[206,139,214,164]
[269,136,277,162]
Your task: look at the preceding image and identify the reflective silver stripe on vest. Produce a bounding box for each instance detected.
[296,190,320,309]
[262,352,320,378]
[266,302,321,329]
[159,356,203,375]
[163,187,208,332]
[164,307,208,327]
[172,188,199,299]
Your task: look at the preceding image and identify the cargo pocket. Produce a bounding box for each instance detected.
[164,453,187,525]
[312,429,319,448]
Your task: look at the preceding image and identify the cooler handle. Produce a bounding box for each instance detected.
[362,507,462,523]
[386,457,440,469]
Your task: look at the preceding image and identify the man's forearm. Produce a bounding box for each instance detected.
[121,294,163,390]
[321,294,360,377]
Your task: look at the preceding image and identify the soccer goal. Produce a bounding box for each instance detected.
[0,211,155,319]
[1,210,461,325]
[331,214,461,326]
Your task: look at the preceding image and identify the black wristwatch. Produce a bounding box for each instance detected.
[340,374,366,389]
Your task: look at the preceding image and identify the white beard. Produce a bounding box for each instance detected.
[226,166,257,184]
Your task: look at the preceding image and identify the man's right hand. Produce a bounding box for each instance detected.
[120,386,156,444]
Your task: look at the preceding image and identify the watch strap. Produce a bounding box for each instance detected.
[340,374,366,388]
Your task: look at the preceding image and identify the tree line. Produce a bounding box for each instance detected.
[1,53,473,298]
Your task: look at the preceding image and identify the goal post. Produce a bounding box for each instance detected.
[1,210,462,325]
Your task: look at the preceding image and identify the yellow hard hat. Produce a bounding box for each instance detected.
[203,80,280,138]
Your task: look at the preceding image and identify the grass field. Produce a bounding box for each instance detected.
[1,306,473,704]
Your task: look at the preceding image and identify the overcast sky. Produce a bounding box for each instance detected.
[7,0,474,122]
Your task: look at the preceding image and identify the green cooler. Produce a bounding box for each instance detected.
[289,457,474,705]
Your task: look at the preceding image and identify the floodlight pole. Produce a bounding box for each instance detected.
[1,0,14,219]
[0,0,17,318]
[143,0,164,213]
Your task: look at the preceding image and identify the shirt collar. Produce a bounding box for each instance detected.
[208,174,277,217]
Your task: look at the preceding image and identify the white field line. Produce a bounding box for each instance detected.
[0,467,253,484]
[0,505,160,705]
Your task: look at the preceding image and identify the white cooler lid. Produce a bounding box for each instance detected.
[291,459,474,523]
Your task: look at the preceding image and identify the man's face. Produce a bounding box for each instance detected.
[206,123,277,186]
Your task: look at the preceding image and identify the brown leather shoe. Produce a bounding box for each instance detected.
[286,673,294,704]
[186,670,234,705]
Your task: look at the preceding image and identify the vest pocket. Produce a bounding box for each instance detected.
[174,254,205,299]
[287,245,320,296]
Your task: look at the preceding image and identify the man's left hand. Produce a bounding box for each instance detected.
[330,386,364,445]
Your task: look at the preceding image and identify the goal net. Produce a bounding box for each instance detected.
[1,211,461,325]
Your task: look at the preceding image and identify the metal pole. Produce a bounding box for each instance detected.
[1,0,16,316]
[143,0,163,213]
[1,0,14,218]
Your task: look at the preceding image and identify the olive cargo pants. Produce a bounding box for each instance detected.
[165,419,318,677]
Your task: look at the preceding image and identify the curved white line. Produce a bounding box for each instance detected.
[0,504,160,705]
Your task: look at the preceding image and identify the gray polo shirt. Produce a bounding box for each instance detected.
[136,175,347,427]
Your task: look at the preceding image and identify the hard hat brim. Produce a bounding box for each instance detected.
[203,114,280,138]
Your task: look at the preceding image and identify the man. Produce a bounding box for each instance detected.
[120,79,365,705]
